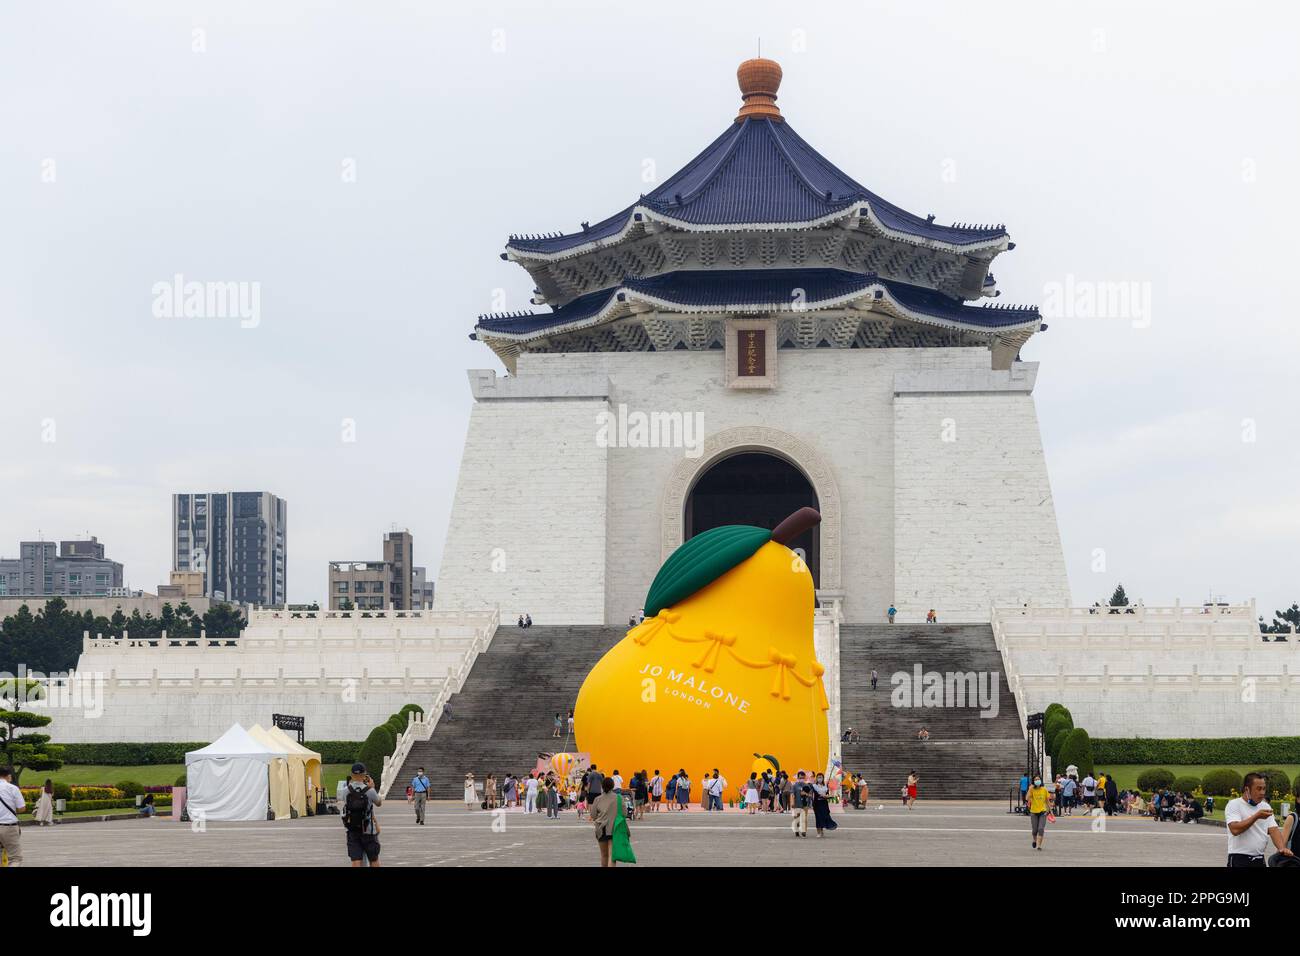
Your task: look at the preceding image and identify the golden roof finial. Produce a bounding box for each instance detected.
[736,56,783,123]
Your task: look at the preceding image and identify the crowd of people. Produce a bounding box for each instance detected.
[449,763,890,834]
[1016,768,1300,865]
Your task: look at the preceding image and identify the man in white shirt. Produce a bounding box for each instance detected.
[708,770,727,811]
[1226,772,1294,867]
[0,765,26,866]
[1081,774,1097,809]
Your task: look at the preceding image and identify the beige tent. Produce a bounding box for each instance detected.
[266,725,323,815]
[247,724,294,820]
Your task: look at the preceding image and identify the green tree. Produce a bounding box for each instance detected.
[0,680,65,784]
[1108,584,1129,608]
[0,598,87,673]
[201,603,246,639]
[1260,603,1299,636]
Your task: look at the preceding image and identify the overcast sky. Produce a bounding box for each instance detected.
[2,1,1297,617]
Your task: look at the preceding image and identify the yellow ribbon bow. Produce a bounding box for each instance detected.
[768,648,798,699]
[630,609,680,646]
[692,631,737,672]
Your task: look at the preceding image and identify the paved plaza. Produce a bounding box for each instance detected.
[24,801,1227,867]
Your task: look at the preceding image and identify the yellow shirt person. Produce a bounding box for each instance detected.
[1027,784,1050,814]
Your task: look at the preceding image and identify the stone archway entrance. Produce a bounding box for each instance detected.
[685,452,820,588]
[660,425,842,597]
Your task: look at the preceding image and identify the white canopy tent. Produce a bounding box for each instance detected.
[247,724,297,820]
[184,723,278,822]
[265,725,323,815]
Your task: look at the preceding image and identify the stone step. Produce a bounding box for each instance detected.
[392,624,626,798]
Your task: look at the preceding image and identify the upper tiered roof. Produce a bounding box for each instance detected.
[505,57,1009,269]
[475,58,1041,371]
[506,117,1007,260]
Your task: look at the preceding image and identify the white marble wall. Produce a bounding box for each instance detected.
[436,388,609,624]
[435,348,1071,625]
[893,364,1071,621]
[995,606,1300,738]
[36,610,496,743]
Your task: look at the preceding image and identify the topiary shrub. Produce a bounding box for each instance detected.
[1057,728,1095,778]
[1050,728,1072,766]
[356,726,395,778]
[175,773,187,788]
[1201,768,1243,797]
[1044,703,1073,727]
[114,780,145,798]
[385,715,407,740]
[399,703,424,718]
[1136,768,1176,791]
[1044,713,1071,749]
[1172,775,1202,794]
[1257,769,1292,801]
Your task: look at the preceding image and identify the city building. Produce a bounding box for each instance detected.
[157,570,206,601]
[172,492,287,606]
[412,566,435,609]
[328,530,423,610]
[0,537,124,597]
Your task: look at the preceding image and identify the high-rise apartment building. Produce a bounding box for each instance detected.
[172,492,286,605]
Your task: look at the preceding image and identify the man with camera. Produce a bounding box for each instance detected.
[343,762,384,867]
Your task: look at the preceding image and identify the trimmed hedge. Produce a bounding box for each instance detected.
[1136,768,1175,791]
[59,740,362,766]
[1058,728,1095,777]
[1093,737,1300,765]
[65,797,172,813]
[1049,728,1071,764]
[356,726,395,778]
[1172,776,1202,794]
[1201,768,1243,796]
[114,780,145,797]
[1044,702,1072,722]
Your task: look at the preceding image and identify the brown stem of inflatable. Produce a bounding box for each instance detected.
[771,507,821,545]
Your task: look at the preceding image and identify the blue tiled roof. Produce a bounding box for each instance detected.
[473,269,1038,339]
[506,119,1008,257]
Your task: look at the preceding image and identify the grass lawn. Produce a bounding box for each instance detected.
[18,763,355,793]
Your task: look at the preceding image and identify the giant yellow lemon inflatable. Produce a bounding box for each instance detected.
[575,508,829,799]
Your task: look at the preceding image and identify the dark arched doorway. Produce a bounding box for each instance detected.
[684,451,820,588]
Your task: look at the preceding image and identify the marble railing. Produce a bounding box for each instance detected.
[379,611,500,798]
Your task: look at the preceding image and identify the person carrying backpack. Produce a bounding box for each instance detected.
[343,762,383,867]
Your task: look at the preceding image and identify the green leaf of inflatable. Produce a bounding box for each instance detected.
[644,525,771,617]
